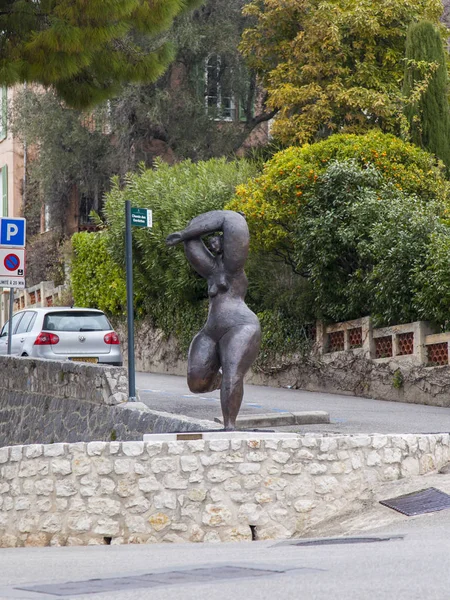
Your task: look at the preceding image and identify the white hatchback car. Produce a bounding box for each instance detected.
[0,307,123,366]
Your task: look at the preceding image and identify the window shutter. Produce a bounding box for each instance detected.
[1,166,8,217]
[0,88,7,141]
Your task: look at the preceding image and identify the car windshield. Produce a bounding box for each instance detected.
[43,311,111,332]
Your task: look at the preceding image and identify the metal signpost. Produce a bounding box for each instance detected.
[0,217,27,355]
[125,204,152,402]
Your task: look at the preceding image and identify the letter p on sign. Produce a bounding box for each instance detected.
[0,218,26,248]
[6,223,18,241]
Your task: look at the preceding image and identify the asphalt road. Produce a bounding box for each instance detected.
[136,371,450,434]
[1,509,449,600]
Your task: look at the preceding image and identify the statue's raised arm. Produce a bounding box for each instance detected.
[166,210,249,274]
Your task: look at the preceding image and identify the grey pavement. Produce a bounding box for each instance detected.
[136,371,450,434]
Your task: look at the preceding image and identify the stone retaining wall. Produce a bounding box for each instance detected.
[0,356,219,446]
[1,432,448,547]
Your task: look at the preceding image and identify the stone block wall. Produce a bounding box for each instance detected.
[0,432,448,547]
[0,356,220,446]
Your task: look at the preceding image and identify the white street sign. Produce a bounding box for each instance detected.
[0,277,25,289]
[0,247,25,278]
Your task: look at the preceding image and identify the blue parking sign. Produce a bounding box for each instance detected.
[0,217,26,247]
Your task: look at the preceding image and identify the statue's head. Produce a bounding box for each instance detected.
[208,234,223,256]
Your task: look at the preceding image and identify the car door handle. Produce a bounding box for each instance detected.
[20,338,25,343]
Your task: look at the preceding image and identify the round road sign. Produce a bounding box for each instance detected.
[4,253,20,272]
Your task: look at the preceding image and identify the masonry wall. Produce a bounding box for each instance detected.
[0,432,448,547]
[0,356,220,447]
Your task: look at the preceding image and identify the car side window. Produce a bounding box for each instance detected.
[16,312,35,335]
[26,313,37,332]
[11,313,24,335]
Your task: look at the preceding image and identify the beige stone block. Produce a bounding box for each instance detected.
[315,476,339,495]
[263,476,288,491]
[68,515,93,532]
[200,453,223,467]
[25,533,48,547]
[224,452,244,464]
[51,459,72,476]
[243,475,263,490]
[180,456,199,472]
[419,454,436,474]
[18,515,37,533]
[55,480,77,497]
[187,440,205,453]
[383,448,402,464]
[36,499,52,513]
[366,451,382,467]
[187,488,207,503]
[163,474,188,490]
[88,497,121,516]
[148,512,171,531]
[25,445,43,459]
[189,524,205,542]
[114,459,134,475]
[247,452,268,463]
[125,515,146,534]
[204,531,221,543]
[99,478,116,495]
[40,515,62,534]
[0,448,9,464]
[145,443,163,457]
[282,463,303,475]
[44,444,66,457]
[209,440,230,452]
[150,457,179,474]
[10,446,23,462]
[153,492,176,511]
[281,439,301,450]
[138,476,161,493]
[86,442,107,456]
[15,497,31,511]
[254,492,273,504]
[208,468,235,482]
[122,442,144,457]
[94,519,120,536]
[35,479,54,496]
[305,462,327,475]
[72,456,92,476]
[223,526,252,542]
[238,463,260,476]
[202,504,232,527]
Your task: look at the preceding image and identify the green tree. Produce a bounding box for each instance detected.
[0,0,201,108]
[403,21,450,172]
[240,0,444,145]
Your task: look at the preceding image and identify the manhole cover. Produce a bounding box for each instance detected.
[17,566,287,597]
[380,487,450,516]
[275,535,403,547]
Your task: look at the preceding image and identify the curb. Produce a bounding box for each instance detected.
[214,410,330,428]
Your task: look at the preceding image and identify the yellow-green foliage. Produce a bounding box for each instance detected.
[227,131,449,252]
[241,0,444,144]
[71,231,126,315]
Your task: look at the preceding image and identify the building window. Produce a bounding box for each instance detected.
[205,55,235,121]
[0,165,7,217]
[0,87,7,141]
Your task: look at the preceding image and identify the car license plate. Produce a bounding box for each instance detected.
[70,357,98,364]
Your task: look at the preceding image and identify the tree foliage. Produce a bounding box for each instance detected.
[227,131,449,262]
[12,89,114,233]
[403,21,450,172]
[0,0,201,108]
[240,0,445,145]
[71,231,127,314]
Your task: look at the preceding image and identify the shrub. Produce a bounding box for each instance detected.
[227,131,449,260]
[71,231,127,315]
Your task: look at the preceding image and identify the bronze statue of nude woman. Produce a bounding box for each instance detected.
[166,210,261,430]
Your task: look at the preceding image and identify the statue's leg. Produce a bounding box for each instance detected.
[219,324,261,430]
[187,330,222,394]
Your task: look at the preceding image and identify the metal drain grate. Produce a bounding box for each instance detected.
[275,535,403,547]
[17,566,288,597]
[380,487,450,516]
